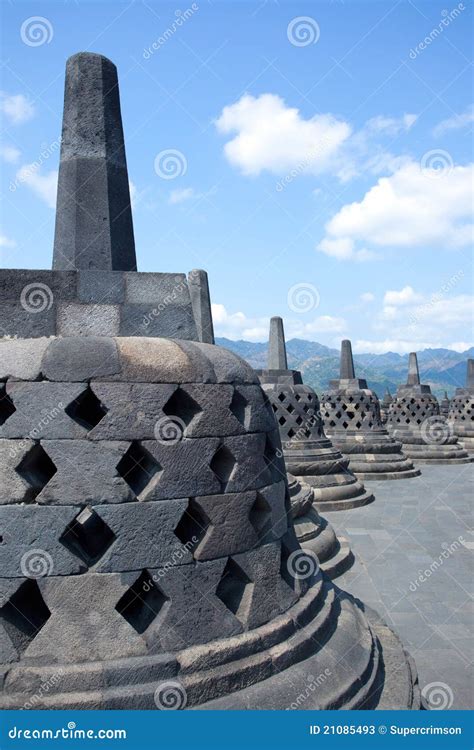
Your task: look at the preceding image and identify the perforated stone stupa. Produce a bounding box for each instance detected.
[257,319,374,511]
[439,391,450,419]
[448,359,474,454]
[380,389,393,425]
[320,341,419,481]
[386,353,471,465]
[0,53,420,711]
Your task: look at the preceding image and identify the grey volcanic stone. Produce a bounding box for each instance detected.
[0,439,41,505]
[0,303,56,338]
[88,383,176,439]
[1,382,87,439]
[0,505,85,576]
[36,440,134,505]
[0,338,50,381]
[187,269,215,344]
[42,337,121,381]
[57,303,120,336]
[53,53,136,272]
[268,317,288,370]
[119,303,197,341]
[77,270,125,304]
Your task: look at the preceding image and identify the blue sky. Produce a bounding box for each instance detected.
[0,0,472,352]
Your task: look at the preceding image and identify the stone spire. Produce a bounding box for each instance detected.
[340,339,355,379]
[268,316,288,370]
[467,359,474,391]
[53,52,137,271]
[407,352,420,386]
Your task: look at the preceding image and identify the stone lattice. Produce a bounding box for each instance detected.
[387,353,471,464]
[321,341,419,480]
[448,359,474,454]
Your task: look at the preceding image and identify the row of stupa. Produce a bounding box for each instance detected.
[5,50,472,710]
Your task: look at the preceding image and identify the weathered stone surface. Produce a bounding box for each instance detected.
[53,53,136,272]
[36,440,134,505]
[88,383,176,439]
[0,303,56,338]
[0,439,41,505]
[0,338,50,381]
[1,382,87,439]
[77,270,125,303]
[187,269,215,344]
[0,505,85,576]
[94,499,190,572]
[119,303,198,341]
[42,337,121,381]
[112,338,216,384]
[268,317,288,370]
[57,303,120,336]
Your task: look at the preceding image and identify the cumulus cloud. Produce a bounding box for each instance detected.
[169,187,196,204]
[16,164,58,208]
[433,106,474,137]
[317,161,473,260]
[211,303,346,342]
[383,286,423,306]
[215,93,351,177]
[216,93,417,185]
[0,144,21,163]
[0,92,35,125]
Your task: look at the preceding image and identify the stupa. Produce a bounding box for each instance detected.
[0,53,419,710]
[257,319,374,511]
[320,341,419,480]
[448,359,474,453]
[380,389,393,424]
[439,391,450,418]
[386,353,471,464]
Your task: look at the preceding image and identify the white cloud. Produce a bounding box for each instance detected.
[1,144,21,163]
[360,292,375,303]
[212,303,346,342]
[169,187,196,204]
[16,164,58,208]
[363,113,417,136]
[0,93,35,125]
[317,161,473,261]
[448,341,474,353]
[0,234,16,248]
[383,286,422,306]
[433,106,474,137]
[216,93,351,177]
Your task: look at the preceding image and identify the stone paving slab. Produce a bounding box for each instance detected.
[324,464,473,710]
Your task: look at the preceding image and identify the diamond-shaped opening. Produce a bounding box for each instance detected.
[0,387,16,425]
[117,442,161,497]
[16,444,57,501]
[115,570,168,634]
[278,416,286,426]
[286,403,295,415]
[346,411,355,420]
[277,392,286,403]
[229,389,251,429]
[287,427,296,438]
[163,388,202,431]
[215,558,253,624]
[65,387,107,430]
[295,415,303,426]
[174,499,210,550]
[210,444,237,491]
[0,580,51,656]
[59,507,116,566]
[355,421,362,429]
[249,492,273,541]
[329,420,336,428]
[294,394,301,402]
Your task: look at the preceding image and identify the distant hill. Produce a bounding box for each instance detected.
[215,338,473,399]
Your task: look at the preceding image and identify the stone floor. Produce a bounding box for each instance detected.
[324,463,474,710]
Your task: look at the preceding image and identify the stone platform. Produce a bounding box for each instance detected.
[324,464,474,709]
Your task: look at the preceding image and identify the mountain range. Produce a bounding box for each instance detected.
[215,338,473,400]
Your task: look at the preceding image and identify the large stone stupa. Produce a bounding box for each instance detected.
[320,341,420,481]
[386,353,471,465]
[0,53,419,711]
[448,359,474,454]
[257,319,374,511]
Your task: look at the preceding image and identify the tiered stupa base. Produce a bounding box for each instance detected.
[390,429,473,465]
[327,432,421,481]
[1,577,419,710]
[288,474,354,580]
[286,439,374,511]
